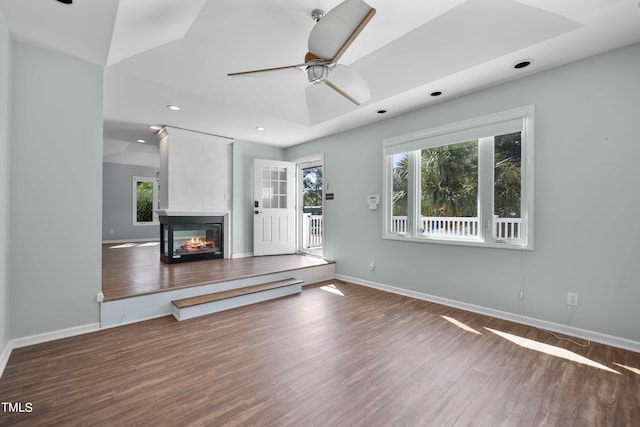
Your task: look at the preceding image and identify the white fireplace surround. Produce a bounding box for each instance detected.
[158,126,233,213]
[157,210,231,259]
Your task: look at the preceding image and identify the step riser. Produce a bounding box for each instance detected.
[172,283,302,321]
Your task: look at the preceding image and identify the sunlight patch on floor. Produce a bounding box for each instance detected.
[320,284,344,296]
[110,243,138,249]
[612,363,640,375]
[138,241,160,247]
[485,328,621,374]
[441,316,482,335]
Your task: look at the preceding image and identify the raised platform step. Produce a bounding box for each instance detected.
[171,278,303,321]
[100,258,335,328]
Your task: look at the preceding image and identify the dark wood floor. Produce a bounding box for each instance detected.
[102,242,332,301]
[1,280,638,426]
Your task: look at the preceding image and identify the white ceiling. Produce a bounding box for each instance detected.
[1,0,640,159]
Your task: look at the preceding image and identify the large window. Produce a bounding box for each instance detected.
[133,176,159,226]
[383,106,534,249]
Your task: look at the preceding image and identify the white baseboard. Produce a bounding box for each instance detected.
[0,341,11,379]
[10,323,101,349]
[0,323,101,379]
[231,252,254,259]
[337,274,640,354]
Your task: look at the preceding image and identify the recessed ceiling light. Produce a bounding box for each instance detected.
[512,59,533,70]
[377,109,387,114]
[256,127,265,131]
[137,139,146,143]
[166,105,181,111]
[430,91,443,97]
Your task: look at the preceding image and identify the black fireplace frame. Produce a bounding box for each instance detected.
[160,215,224,264]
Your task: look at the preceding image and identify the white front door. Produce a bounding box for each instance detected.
[253,159,296,256]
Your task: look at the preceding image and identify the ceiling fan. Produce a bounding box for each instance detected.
[227,0,376,105]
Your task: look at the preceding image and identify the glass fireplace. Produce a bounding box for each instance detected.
[160,216,224,263]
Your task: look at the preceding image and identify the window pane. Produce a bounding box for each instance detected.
[494,132,522,239]
[136,181,154,222]
[391,153,409,233]
[262,166,287,209]
[262,177,272,208]
[420,140,478,237]
[302,166,323,209]
[279,180,287,208]
[133,176,158,225]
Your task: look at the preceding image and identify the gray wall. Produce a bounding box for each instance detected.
[232,140,284,257]
[286,43,640,343]
[103,162,159,241]
[9,42,103,338]
[0,8,10,352]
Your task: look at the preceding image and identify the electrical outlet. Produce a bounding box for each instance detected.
[368,261,375,271]
[567,292,579,306]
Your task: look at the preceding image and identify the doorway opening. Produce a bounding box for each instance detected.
[298,156,324,257]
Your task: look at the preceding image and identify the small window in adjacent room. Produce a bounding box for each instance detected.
[133,176,159,226]
[383,105,534,249]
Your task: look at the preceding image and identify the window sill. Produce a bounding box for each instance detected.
[383,233,532,251]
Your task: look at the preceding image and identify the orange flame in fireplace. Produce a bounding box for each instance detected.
[183,237,215,248]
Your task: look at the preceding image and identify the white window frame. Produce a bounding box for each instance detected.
[382,105,534,250]
[132,176,159,226]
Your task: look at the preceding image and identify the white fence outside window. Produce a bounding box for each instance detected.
[302,214,521,246]
[391,215,522,239]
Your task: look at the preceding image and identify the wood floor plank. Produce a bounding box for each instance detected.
[1,280,639,426]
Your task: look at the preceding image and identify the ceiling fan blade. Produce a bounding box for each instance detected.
[228,64,305,78]
[308,0,376,63]
[324,64,370,105]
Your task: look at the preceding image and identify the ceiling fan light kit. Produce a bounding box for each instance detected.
[227,0,376,105]
[307,64,330,84]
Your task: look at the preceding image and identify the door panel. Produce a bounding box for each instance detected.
[254,159,296,256]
